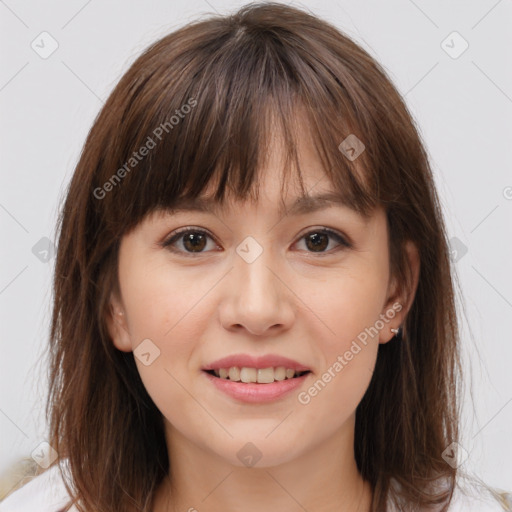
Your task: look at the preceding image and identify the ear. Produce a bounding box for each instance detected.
[379,240,420,344]
[105,292,132,352]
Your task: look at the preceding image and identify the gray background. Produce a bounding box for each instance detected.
[1,0,511,492]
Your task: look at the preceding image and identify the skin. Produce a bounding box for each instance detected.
[106,127,420,512]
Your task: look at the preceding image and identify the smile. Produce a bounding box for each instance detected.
[206,366,310,383]
[202,368,311,403]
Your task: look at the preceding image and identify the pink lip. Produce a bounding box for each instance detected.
[203,370,310,403]
[202,354,310,372]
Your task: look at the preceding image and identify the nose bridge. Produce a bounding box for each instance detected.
[235,234,280,305]
[220,234,293,334]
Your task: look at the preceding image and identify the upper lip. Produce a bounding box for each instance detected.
[202,354,311,372]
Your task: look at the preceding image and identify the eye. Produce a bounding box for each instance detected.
[161,227,350,256]
[294,228,351,254]
[162,227,219,256]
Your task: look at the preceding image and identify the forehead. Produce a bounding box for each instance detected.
[165,121,372,219]
[138,104,377,229]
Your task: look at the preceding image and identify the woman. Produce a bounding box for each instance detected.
[1,2,510,511]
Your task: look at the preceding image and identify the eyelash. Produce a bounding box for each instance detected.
[161,226,351,257]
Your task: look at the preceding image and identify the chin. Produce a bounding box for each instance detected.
[212,435,303,469]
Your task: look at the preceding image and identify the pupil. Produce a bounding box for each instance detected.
[184,233,206,252]
[306,233,328,252]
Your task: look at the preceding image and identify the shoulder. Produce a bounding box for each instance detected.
[0,462,77,512]
[448,474,512,512]
[388,474,512,511]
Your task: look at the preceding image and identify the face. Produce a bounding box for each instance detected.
[106,131,418,470]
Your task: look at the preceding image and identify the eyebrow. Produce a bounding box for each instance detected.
[166,192,361,217]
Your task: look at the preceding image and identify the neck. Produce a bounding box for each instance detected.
[152,414,373,512]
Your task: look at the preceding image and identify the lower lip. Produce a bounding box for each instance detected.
[202,370,310,403]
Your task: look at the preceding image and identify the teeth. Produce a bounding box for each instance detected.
[257,367,274,384]
[240,367,257,383]
[211,366,307,383]
[228,367,241,381]
[274,367,286,381]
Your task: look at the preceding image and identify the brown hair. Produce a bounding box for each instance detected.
[45,2,462,511]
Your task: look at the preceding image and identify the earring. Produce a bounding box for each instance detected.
[390,326,403,340]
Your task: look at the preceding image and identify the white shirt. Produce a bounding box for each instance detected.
[1,463,510,512]
[0,463,78,512]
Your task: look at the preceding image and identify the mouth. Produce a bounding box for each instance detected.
[202,367,311,403]
[203,367,311,384]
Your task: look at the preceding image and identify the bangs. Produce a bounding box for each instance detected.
[94,11,383,238]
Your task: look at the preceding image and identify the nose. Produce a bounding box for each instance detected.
[218,241,295,336]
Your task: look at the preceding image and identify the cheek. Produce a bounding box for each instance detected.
[299,296,381,433]
[307,262,389,349]
[296,262,386,416]
[119,258,211,346]
[119,259,219,395]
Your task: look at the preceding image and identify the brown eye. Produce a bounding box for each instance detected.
[162,227,350,257]
[297,229,350,254]
[181,232,207,252]
[305,232,329,252]
[163,228,216,255]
